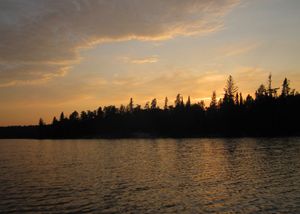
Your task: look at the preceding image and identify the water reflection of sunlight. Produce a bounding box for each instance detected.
[0,138,299,213]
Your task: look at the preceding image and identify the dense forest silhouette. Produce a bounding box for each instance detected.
[1,75,300,138]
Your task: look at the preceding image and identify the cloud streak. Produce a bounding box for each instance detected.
[219,41,260,57]
[0,0,239,86]
[122,56,159,64]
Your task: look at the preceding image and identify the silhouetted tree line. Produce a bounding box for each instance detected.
[1,75,300,138]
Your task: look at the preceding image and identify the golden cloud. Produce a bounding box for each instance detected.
[122,56,159,64]
[0,0,239,87]
[219,41,260,57]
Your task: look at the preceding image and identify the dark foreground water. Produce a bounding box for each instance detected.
[0,138,300,213]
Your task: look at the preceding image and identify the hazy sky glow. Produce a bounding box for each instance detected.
[1,0,300,125]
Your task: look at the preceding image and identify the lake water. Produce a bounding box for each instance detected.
[0,138,299,213]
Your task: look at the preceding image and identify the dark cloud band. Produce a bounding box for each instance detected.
[0,0,238,86]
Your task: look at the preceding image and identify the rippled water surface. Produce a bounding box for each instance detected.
[0,138,300,213]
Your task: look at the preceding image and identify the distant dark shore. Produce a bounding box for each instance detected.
[0,125,299,140]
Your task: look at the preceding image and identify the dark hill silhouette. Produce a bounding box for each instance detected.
[1,75,300,139]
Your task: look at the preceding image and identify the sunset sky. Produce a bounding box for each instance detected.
[1,0,300,125]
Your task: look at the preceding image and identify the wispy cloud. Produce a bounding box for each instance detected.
[94,67,229,106]
[0,0,239,87]
[234,66,268,79]
[122,56,159,64]
[0,64,70,87]
[219,41,260,57]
